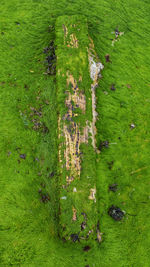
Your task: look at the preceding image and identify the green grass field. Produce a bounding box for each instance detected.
[1,0,150,266]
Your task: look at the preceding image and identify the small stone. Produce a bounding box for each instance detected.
[110,84,116,91]
[15,21,20,25]
[60,196,67,200]
[45,100,50,105]
[40,193,50,203]
[24,84,29,90]
[109,184,118,192]
[99,141,109,150]
[103,90,108,95]
[115,28,119,37]
[83,245,91,252]
[20,154,26,159]
[130,123,135,129]
[70,234,79,242]
[43,125,49,134]
[49,171,54,177]
[108,205,124,221]
[98,73,102,79]
[81,221,86,230]
[43,47,50,53]
[97,231,103,243]
[105,54,111,62]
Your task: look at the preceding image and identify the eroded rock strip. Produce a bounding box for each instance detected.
[88,37,104,150]
[56,15,103,242]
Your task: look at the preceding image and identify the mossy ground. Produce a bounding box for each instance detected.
[56,15,98,242]
[0,0,150,266]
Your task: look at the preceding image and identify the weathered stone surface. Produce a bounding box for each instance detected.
[56,15,103,242]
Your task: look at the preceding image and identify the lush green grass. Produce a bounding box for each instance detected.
[0,0,150,266]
